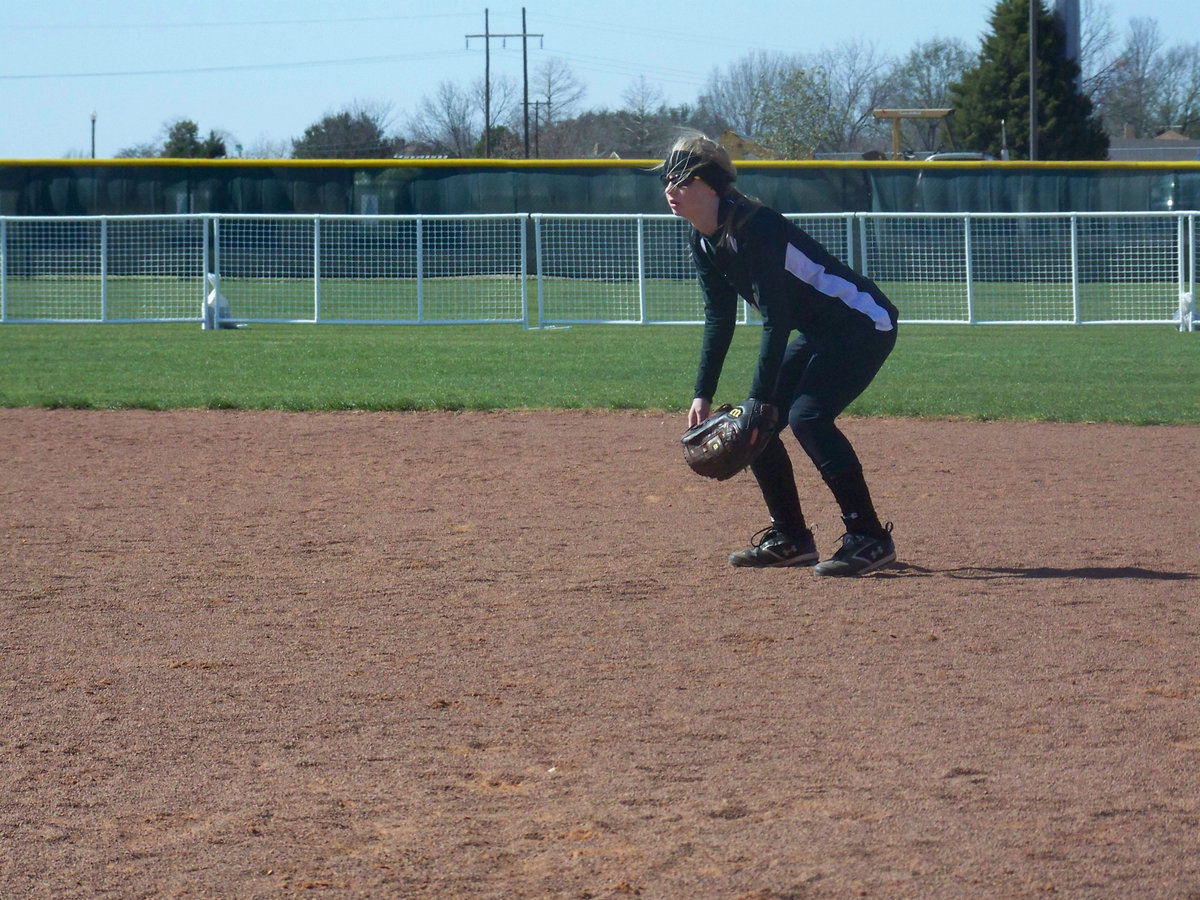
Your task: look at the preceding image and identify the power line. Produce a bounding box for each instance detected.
[536,12,804,60]
[0,50,465,81]
[549,50,707,87]
[7,13,471,31]
[468,6,544,158]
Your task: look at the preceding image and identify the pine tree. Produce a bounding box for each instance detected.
[951,0,1108,159]
[162,120,227,159]
[292,106,401,159]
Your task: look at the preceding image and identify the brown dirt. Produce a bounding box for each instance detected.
[2,409,1198,899]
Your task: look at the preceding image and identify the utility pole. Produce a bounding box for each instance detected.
[467,8,542,158]
[467,10,491,156]
[1029,0,1038,161]
[521,8,530,158]
[533,101,540,158]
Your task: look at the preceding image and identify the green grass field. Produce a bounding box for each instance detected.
[1,321,1196,424]
[3,272,1185,328]
[0,276,530,324]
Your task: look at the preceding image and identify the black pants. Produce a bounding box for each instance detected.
[750,323,897,528]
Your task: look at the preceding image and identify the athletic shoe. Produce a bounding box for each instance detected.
[813,523,896,577]
[729,526,819,568]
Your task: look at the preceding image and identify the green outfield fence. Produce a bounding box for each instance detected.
[2,158,1199,217]
[0,211,1195,329]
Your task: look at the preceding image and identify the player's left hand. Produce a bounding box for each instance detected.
[680,399,781,481]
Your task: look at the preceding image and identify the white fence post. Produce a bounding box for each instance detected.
[202,216,211,327]
[1180,213,1196,333]
[533,214,545,329]
[1191,213,1198,332]
[520,214,529,330]
[99,218,108,323]
[313,217,322,323]
[1070,214,1081,325]
[416,216,424,324]
[963,214,976,325]
[637,215,647,325]
[1,218,8,323]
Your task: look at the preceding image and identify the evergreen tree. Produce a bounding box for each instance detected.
[292,105,401,159]
[162,120,227,158]
[951,0,1108,159]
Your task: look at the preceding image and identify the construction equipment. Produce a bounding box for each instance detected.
[718,130,783,161]
[872,109,956,160]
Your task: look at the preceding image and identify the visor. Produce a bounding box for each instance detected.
[659,148,735,194]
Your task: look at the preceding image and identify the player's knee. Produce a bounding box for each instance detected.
[787,405,826,441]
[788,407,844,462]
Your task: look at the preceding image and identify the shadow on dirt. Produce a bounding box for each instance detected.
[885,563,1197,581]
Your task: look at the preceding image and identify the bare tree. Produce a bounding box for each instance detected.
[758,66,840,158]
[408,81,480,157]
[473,73,523,157]
[879,38,974,152]
[114,142,162,159]
[885,38,972,109]
[241,137,292,160]
[532,58,586,127]
[549,109,624,157]
[694,44,892,157]
[1098,18,1165,137]
[695,51,797,138]
[476,74,522,130]
[1086,10,1200,139]
[814,39,895,153]
[619,76,669,157]
[1157,43,1200,135]
[524,59,587,157]
[1078,0,1121,99]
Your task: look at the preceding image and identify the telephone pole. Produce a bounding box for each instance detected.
[466,8,542,158]
[1029,0,1039,161]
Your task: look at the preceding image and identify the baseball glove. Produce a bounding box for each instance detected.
[680,400,781,481]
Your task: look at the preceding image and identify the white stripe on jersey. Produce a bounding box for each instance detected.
[784,242,894,332]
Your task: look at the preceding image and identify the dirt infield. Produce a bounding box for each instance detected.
[2,409,1198,899]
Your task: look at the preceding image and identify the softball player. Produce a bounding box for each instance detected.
[662,134,898,576]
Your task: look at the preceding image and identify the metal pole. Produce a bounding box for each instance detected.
[1029,0,1038,161]
[467,11,540,159]
[522,8,530,158]
[484,10,491,157]
[90,112,96,158]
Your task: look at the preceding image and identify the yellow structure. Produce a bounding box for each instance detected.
[718,130,783,161]
[872,109,956,160]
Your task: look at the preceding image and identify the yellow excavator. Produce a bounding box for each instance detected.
[718,130,784,160]
[871,109,957,160]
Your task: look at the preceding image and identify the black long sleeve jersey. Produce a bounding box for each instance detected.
[691,198,898,404]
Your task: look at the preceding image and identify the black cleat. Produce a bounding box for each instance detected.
[813,523,896,576]
[729,526,819,568]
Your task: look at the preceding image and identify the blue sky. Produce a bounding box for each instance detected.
[2,1,1196,159]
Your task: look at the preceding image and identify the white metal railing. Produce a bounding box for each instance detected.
[850,211,1196,327]
[532,211,1196,329]
[2,211,1195,329]
[530,213,856,326]
[0,214,528,327]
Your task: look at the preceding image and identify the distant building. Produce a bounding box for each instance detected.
[1108,129,1200,162]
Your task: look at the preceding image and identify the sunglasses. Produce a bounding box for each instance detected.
[660,172,698,188]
